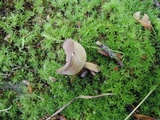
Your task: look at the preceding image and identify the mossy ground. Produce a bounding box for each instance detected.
[0,0,160,120]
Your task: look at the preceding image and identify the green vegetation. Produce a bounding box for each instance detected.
[0,0,160,120]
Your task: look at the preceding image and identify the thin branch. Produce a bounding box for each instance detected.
[0,106,12,113]
[46,93,115,120]
[96,41,124,67]
[46,98,76,120]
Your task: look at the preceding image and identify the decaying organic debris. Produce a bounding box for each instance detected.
[96,41,124,67]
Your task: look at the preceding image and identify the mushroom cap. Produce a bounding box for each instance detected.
[57,39,87,75]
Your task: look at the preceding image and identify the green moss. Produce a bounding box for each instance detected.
[0,0,160,120]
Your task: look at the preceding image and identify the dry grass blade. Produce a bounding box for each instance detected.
[46,93,115,120]
[0,106,12,113]
[124,84,159,120]
[46,98,76,120]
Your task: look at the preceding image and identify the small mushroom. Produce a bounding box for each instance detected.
[57,39,87,75]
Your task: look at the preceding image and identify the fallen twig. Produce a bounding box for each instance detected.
[46,93,115,120]
[0,106,12,113]
[96,41,124,67]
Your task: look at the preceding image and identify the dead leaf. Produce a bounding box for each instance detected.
[57,114,67,120]
[18,102,22,107]
[134,114,156,120]
[114,66,119,71]
[4,35,11,41]
[133,11,140,21]
[39,114,53,120]
[28,83,32,95]
[133,12,152,30]
[77,21,81,28]
[46,15,50,21]
[84,62,100,73]
[96,41,124,67]
[39,114,67,120]
[116,53,122,59]
[23,80,30,86]
[141,54,147,60]
[22,80,32,94]
[98,50,109,57]
[98,50,122,59]
[126,105,157,120]
[57,39,87,75]
[49,76,57,82]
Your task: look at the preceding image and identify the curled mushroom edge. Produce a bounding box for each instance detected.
[57,39,87,75]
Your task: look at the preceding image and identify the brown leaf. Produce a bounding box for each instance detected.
[4,34,11,41]
[98,50,109,57]
[133,11,140,21]
[96,41,124,67]
[28,83,32,95]
[114,66,119,71]
[39,114,67,120]
[57,114,67,120]
[46,15,50,21]
[23,80,30,86]
[134,114,156,120]
[17,102,22,107]
[57,39,87,75]
[133,12,152,30]
[49,76,57,82]
[77,21,81,28]
[22,80,32,94]
[116,53,122,59]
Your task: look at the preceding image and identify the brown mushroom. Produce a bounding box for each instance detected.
[57,39,87,75]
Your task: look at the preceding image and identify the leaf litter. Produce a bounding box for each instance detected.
[126,105,157,120]
[96,41,124,67]
[133,11,156,35]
